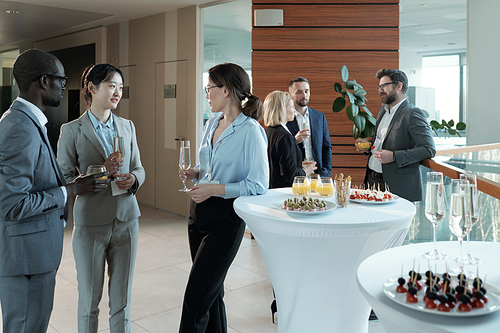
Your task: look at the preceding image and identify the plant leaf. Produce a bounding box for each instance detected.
[361,105,373,117]
[354,88,366,96]
[448,119,455,127]
[346,105,354,121]
[448,128,457,135]
[352,124,360,139]
[341,65,349,82]
[366,114,377,126]
[456,122,466,130]
[334,82,343,93]
[362,121,375,138]
[430,120,441,129]
[346,90,355,104]
[332,97,346,113]
[346,80,355,90]
[354,114,366,132]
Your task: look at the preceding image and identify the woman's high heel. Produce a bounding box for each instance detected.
[271,298,277,323]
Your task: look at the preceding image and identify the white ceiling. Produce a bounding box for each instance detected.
[0,0,467,62]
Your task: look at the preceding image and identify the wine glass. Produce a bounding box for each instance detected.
[449,178,472,274]
[423,172,447,260]
[86,165,107,180]
[459,172,480,264]
[113,137,127,181]
[179,140,191,192]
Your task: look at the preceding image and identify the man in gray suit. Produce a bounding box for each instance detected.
[0,49,108,333]
[356,68,436,202]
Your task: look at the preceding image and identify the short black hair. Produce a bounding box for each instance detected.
[375,69,408,94]
[13,49,60,92]
[288,77,309,89]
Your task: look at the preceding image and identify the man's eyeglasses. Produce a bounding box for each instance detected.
[204,84,222,94]
[377,82,398,91]
[32,74,68,88]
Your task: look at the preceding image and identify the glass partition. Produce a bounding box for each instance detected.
[0,49,19,116]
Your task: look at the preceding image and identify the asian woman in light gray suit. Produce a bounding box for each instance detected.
[57,64,145,333]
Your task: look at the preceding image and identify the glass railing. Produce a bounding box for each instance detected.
[404,144,500,246]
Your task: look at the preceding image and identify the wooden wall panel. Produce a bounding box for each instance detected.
[252,0,399,183]
[253,28,398,50]
[253,5,399,27]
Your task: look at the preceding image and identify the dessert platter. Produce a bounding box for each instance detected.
[350,188,399,204]
[383,268,500,317]
[272,197,337,215]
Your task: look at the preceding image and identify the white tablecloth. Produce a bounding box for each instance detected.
[357,241,500,333]
[233,188,416,333]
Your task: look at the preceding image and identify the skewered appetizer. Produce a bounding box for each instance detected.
[281,197,328,212]
[350,188,393,202]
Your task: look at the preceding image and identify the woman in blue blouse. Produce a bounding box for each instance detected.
[178,63,269,332]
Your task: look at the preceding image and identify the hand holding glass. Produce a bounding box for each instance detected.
[113,137,127,181]
[179,140,191,192]
[424,172,447,260]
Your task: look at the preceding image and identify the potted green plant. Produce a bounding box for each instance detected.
[332,65,376,139]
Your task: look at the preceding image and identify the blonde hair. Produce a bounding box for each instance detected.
[263,91,291,127]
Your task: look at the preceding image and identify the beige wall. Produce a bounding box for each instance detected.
[24,7,199,216]
[467,0,500,145]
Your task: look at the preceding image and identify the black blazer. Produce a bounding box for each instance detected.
[266,125,305,189]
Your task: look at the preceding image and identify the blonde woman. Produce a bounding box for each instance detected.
[263,91,315,188]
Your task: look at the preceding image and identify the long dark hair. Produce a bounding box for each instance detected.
[208,63,262,120]
[81,64,124,107]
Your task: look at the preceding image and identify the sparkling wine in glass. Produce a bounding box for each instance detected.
[449,179,472,274]
[113,137,127,181]
[423,172,447,260]
[459,172,480,264]
[179,140,191,192]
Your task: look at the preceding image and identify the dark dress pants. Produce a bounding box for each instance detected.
[363,167,387,192]
[179,197,245,333]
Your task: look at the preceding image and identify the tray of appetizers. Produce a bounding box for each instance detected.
[350,189,399,204]
[383,270,500,317]
[273,197,337,215]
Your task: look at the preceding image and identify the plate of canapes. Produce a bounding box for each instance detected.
[383,268,500,316]
[273,197,337,215]
[350,188,398,204]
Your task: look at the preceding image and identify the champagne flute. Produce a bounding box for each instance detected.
[449,178,472,274]
[423,172,447,260]
[460,172,480,264]
[113,137,127,181]
[179,140,191,192]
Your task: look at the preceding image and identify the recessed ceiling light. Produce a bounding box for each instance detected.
[5,10,21,14]
[421,4,428,7]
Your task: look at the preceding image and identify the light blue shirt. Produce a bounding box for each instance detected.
[197,112,269,199]
[88,110,117,157]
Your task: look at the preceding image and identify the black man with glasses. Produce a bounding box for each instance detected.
[0,49,107,333]
[355,68,435,202]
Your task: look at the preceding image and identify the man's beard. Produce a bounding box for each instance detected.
[380,91,397,105]
[296,98,309,107]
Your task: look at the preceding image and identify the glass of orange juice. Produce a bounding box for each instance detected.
[316,177,334,197]
[309,174,320,193]
[292,176,311,196]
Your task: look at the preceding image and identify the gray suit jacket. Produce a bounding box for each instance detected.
[368,99,436,202]
[0,100,66,276]
[57,111,145,225]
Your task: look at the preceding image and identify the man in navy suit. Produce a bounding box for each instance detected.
[286,77,332,177]
[0,49,107,333]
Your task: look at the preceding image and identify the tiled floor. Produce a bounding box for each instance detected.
[0,204,386,333]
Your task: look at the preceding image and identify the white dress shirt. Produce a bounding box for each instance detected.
[295,108,313,160]
[368,98,407,173]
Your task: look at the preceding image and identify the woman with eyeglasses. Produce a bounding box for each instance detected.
[264,90,315,188]
[178,63,268,332]
[57,64,145,333]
